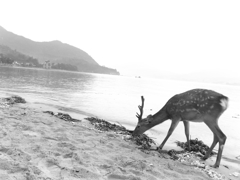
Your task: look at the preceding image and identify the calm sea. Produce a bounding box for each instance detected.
[0,66,239,168]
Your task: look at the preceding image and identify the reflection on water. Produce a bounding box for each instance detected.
[0,66,240,167]
[0,67,96,108]
[0,66,95,91]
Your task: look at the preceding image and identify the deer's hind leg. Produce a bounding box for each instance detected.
[202,134,218,160]
[203,117,227,168]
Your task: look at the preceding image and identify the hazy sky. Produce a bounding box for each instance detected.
[0,0,240,78]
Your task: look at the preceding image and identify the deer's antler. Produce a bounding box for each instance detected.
[136,96,145,122]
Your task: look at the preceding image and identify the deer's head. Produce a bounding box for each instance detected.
[132,96,153,136]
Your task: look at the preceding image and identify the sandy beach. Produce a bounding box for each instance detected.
[0,96,239,180]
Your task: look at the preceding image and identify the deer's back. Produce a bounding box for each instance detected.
[165,89,228,121]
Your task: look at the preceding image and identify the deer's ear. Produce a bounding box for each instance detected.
[146,114,153,124]
[147,114,152,118]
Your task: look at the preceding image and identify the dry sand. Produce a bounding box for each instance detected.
[0,99,239,180]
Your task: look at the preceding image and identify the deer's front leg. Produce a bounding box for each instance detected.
[157,119,180,151]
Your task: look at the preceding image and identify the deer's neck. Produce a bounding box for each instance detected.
[151,106,169,126]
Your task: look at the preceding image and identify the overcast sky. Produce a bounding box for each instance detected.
[0,0,240,78]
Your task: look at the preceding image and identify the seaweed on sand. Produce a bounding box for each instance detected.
[85,117,130,133]
[43,111,80,122]
[85,117,156,150]
[1,95,26,105]
[176,138,216,156]
[128,134,156,150]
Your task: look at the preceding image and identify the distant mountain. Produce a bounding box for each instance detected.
[0,26,119,75]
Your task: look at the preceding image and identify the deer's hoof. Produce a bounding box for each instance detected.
[156,147,163,152]
[201,156,208,161]
[210,164,219,168]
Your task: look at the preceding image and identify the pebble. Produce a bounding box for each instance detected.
[230,172,239,177]
[176,152,224,180]
[0,102,10,108]
[122,135,131,140]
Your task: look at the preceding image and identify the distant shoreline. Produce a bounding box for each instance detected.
[0,64,120,76]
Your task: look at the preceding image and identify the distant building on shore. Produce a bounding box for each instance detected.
[43,60,52,69]
[13,61,21,66]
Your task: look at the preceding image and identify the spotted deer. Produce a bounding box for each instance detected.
[132,89,228,168]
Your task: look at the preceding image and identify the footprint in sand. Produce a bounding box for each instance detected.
[22,130,41,138]
[37,158,62,179]
[57,142,76,150]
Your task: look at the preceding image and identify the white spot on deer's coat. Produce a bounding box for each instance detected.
[210,105,214,109]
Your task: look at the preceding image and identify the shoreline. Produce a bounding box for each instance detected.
[0,96,239,179]
[0,64,120,76]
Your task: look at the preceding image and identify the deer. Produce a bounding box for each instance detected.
[132,89,228,168]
